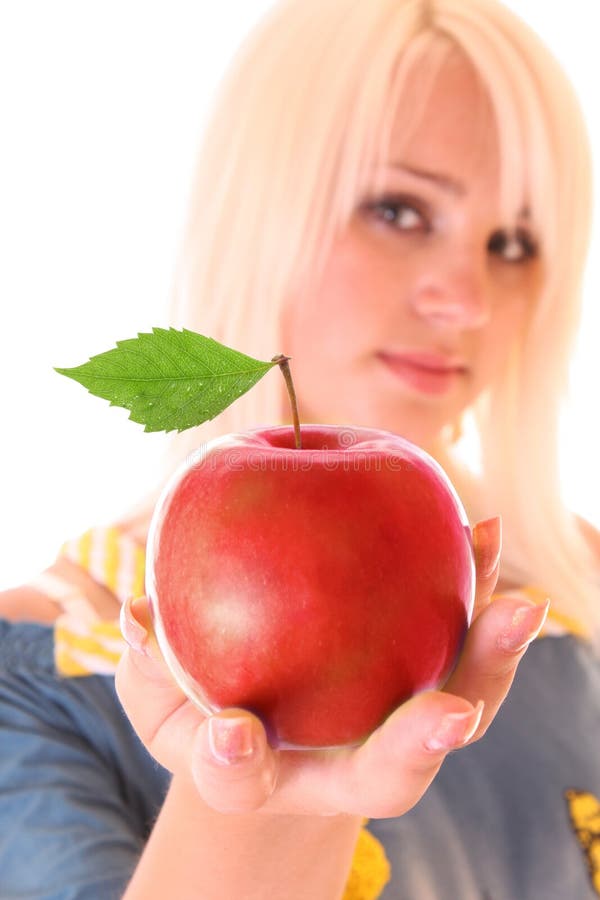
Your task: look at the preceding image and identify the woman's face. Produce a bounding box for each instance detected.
[280,49,544,450]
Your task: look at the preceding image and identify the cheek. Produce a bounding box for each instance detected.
[317,236,404,340]
[313,261,371,329]
[479,300,528,375]
[282,245,384,355]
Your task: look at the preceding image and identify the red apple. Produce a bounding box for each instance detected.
[146,424,475,749]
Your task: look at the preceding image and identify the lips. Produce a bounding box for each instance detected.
[376,350,468,395]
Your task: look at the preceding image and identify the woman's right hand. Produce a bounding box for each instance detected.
[115,516,548,819]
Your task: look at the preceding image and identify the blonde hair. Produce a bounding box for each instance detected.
[156,0,598,637]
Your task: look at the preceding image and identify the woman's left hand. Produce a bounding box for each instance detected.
[115,516,548,818]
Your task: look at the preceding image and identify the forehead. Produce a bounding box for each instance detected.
[384,47,501,196]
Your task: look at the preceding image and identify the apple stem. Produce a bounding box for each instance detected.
[272,354,302,449]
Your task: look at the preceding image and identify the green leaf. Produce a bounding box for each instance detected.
[55,327,279,433]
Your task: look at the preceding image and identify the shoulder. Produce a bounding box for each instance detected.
[0,555,121,625]
[0,584,60,624]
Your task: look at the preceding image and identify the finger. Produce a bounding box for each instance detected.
[444,593,550,737]
[471,516,502,619]
[117,598,279,797]
[115,596,201,756]
[256,693,483,819]
[338,693,483,817]
[192,709,279,814]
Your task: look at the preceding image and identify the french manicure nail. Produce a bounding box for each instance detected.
[425,700,484,752]
[208,716,254,765]
[473,516,502,576]
[497,599,550,653]
[119,596,149,654]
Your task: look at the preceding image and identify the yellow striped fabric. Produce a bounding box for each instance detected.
[55,619,125,676]
[59,526,145,603]
[54,526,144,677]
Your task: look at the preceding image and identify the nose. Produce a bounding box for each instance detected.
[409,251,491,330]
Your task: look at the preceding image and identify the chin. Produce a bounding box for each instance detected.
[353,400,446,450]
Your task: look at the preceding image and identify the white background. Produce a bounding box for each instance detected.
[0,1,598,588]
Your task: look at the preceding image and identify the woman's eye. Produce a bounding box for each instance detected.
[488,228,538,263]
[363,196,428,232]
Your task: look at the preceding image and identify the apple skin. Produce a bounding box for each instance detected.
[146,425,475,749]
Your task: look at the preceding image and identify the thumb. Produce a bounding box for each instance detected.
[191,709,279,814]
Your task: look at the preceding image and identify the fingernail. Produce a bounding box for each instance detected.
[425,700,484,752]
[473,516,502,576]
[119,596,149,654]
[497,599,550,653]
[208,716,254,765]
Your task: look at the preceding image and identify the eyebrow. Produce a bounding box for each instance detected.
[384,162,532,221]
[385,162,466,196]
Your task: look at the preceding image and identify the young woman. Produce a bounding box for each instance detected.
[1,1,599,897]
